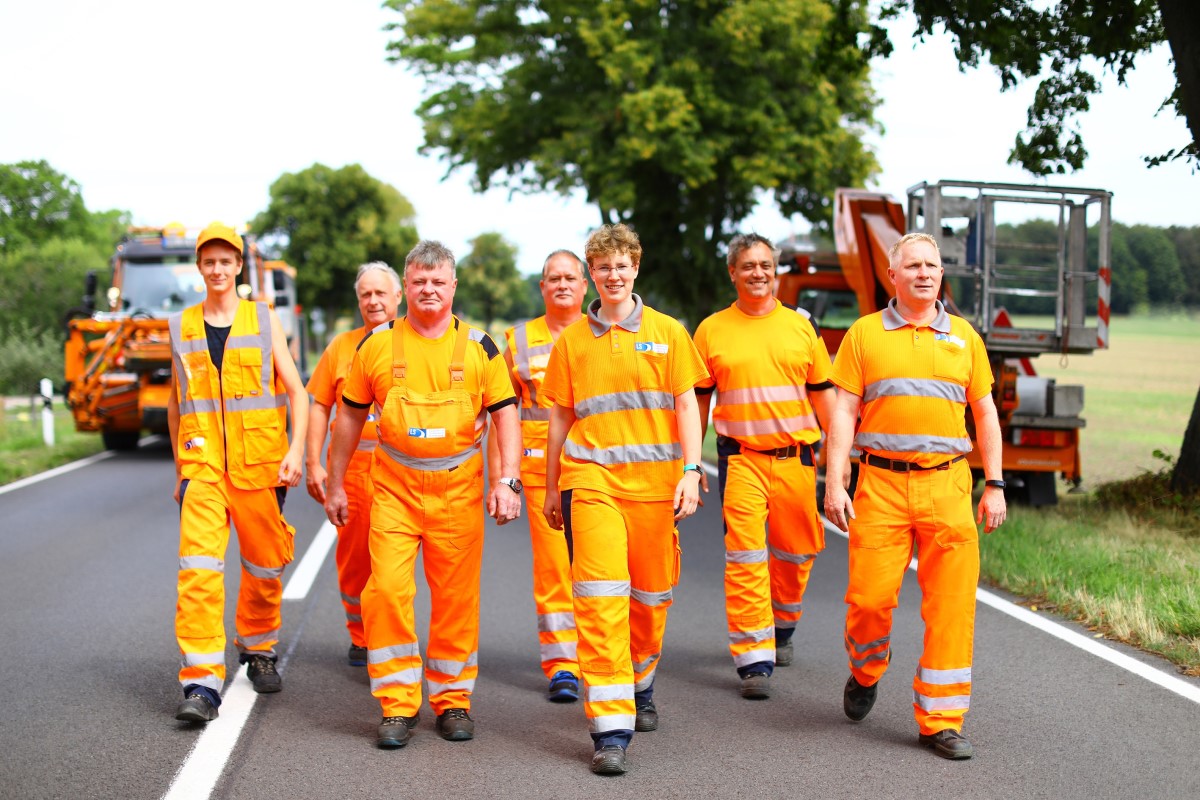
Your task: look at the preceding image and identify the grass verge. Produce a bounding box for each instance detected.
[0,401,106,486]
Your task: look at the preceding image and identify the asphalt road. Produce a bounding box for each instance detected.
[1,441,1198,800]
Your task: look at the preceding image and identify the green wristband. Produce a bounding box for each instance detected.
[683,463,702,475]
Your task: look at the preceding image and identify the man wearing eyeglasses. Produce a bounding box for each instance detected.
[541,223,708,776]
[693,233,837,701]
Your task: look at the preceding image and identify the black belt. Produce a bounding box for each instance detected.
[718,436,814,466]
[863,453,966,473]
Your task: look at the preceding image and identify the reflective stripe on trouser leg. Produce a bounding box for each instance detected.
[766,454,823,639]
[910,460,979,734]
[568,489,636,740]
[844,465,914,688]
[526,484,579,680]
[628,500,676,695]
[721,452,775,670]
[230,477,295,657]
[176,478,233,692]
[335,450,374,647]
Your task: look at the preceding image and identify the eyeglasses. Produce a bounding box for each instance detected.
[591,265,634,277]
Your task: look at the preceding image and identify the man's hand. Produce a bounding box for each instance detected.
[673,471,703,521]
[543,490,563,531]
[487,483,522,525]
[325,483,349,527]
[278,449,303,488]
[306,461,327,504]
[173,475,183,505]
[824,482,856,533]
[977,486,1007,534]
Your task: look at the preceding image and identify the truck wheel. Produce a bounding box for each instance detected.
[101,430,140,451]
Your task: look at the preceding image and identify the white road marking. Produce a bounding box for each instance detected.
[282,521,337,600]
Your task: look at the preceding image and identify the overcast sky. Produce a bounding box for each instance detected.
[1,1,1194,274]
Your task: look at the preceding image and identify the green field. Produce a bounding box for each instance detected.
[0,401,105,485]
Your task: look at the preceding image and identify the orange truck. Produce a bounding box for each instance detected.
[777,180,1112,505]
[64,223,302,450]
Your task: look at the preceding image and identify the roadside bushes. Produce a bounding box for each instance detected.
[0,323,64,396]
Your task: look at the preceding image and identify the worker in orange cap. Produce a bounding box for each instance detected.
[486,249,587,702]
[542,223,709,776]
[693,233,837,700]
[168,221,309,723]
[305,262,403,666]
[824,232,1007,760]
[325,240,521,749]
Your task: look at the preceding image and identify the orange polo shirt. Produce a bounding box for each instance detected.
[542,295,708,502]
[307,325,379,443]
[831,299,993,468]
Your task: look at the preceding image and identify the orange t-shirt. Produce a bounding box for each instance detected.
[307,325,379,443]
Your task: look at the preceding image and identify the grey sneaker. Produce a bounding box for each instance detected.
[591,745,627,775]
[245,655,282,693]
[435,708,475,741]
[175,693,218,722]
[377,713,419,749]
[740,671,771,700]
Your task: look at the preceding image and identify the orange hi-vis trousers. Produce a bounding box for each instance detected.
[363,453,485,718]
[719,443,824,674]
[844,458,979,735]
[565,489,679,747]
[335,449,374,648]
[176,475,295,694]
[525,483,580,680]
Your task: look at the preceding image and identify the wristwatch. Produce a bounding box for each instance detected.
[683,463,703,476]
[984,479,1006,489]
[499,477,523,494]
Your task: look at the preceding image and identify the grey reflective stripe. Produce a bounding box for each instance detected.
[854,432,972,455]
[179,398,220,415]
[225,394,287,412]
[634,671,657,692]
[252,302,273,396]
[587,684,635,703]
[769,545,815,565]
[370,666,423,692]
[729,625,773,644]
[917,666,972,685]
[347,613,362,623]
[715,413,818,438]
[427,652,479,677]
[173,339,207,355]
[181,650,224,668]
[369,642,422,664]
[377,438,481,471]
[574,580,630,598]
[913,692,972,712]
[168,313,191,403]
[225,334,262,349]
[340,592,360,606]
[849,650,890,669]
[537,612,577,633]
[180,555,224,572]
[772,600,803,614]
[864,378,966,404]
[846,633,890,655]
[590,714,637,733]
[575,390,674,418]
[241,557,285,580]
[521,407,551,422]
[540,641,578,662]
[718,385,808,406]
[356,439,378,452]
[773,618,798,630]
[428,678,477,695]
[726,548,768,564]
[183,674,223,692]
[513,322,539,407]
[237,629,279,649]
[632,653,660,673]
[734,648,775,668]
[630,587,672,606]
[563,440,682,465]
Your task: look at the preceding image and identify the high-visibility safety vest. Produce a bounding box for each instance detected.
[376,317,484,472]
[169,301,288,489]
[505,317,554,478]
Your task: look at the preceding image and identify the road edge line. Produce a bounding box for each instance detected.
[161,668,259,800]
[282,521,337,600]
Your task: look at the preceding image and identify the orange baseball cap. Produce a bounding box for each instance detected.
[195,222,244,256]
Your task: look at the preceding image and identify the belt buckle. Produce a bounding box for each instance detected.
[775,447,789,460]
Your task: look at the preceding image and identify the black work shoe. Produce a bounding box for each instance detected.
[740,671,771,700]
[377,714,419,749]
[175,693,218,722]
[634,699,658,732]
[547,670,580,702]
[590,745,627,775]
[348,645,368,667]
[245,655,282,693]
[436,708,475,741]
[919,728,975,759]
[775,642,794,667]
[843,675,877,721]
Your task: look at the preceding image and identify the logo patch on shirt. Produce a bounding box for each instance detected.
[523,448,545,458]
[408,427,446,439]
[934,333,966,348]
[635,341,669,354]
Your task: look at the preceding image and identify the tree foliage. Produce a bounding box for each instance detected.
[883,1,1197,173]
[386,0,883,315]
[455,232,532,328]
[0,160,93,250]
[252,163,419,312]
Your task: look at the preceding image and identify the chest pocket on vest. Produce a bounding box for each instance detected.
[932,340,969,383]
[229,348,264,399]
[380,384,473,460]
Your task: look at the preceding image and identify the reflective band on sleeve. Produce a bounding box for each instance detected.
[180,555,224,573]
[717,385,808,406]
[181,650,225,668]
[240,557,285,580]
[768,545,815,565]
[864,378,966,404]
[726,548,768,564]
[854,432,972,455]
[575,390,675,419]
[589,714,637,733]
[630,587,673,606]
[914,691,972,712]
[715,413,818,438]
[586,684,635,703]
[369,642,421,664]
[573,580,631,598]
[540,641,578,662]
[377,438,481,471]
[729,625,774,644]
[537,612,577,632]
[563,440,682,465]
[917,666,973,685]
[370,666,424,692]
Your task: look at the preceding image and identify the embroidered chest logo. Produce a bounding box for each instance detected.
[634,342,669,354]
[934,333,966,348]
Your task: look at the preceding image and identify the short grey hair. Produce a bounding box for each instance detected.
[541,249,586,279]
[404,240,457,279]
[888,232,940,268]
[726,233,779,268]
[354,261,401,294]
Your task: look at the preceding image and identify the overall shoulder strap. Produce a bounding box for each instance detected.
[450,318,470,385]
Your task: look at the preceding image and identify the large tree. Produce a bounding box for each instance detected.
[252,163,419,315]
[386,0,882,315]
[455,232,532,329]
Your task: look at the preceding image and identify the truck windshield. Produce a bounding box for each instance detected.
[121,260,207,316]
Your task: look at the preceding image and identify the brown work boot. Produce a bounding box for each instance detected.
[377,713,419,749]
[775,641,794,667]
[739,672,771,700]
[590,745,627,775]
[634,699,658,732]
[436,708,475,741]
[919,728,975,759]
